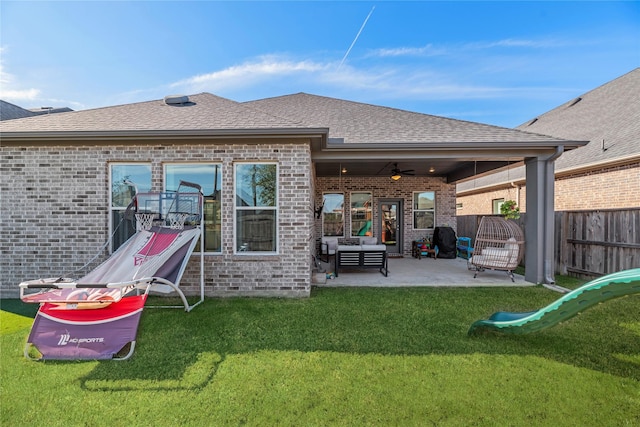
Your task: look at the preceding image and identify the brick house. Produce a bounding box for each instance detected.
[0,92,586,297]
[457,68,640,214]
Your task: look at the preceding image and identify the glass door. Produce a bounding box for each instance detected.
[378,199,403,255]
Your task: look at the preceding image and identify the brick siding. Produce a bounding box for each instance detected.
[457,162,639,215]
[0,141,313,298]
[314,175,457,257]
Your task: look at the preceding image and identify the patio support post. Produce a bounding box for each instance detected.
[524,147,563,284]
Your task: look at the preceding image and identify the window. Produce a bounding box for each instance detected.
[110,163,151,250]
[165,164,222,252]
[413,191,435,230]
[322,193,344,236]
[235,163,277,253]
[492,198,505,215]
[350,192,372,237]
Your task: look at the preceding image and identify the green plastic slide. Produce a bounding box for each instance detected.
[468,268,640,335]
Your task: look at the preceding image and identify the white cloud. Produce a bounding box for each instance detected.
[368,37,568,59]
[162,52,551,104]
[368,44,447,57]
[1,88,41,100]
[318,63,517,101]
[0,46,42,102]
[465,38,567,49]
[170,55,332,93]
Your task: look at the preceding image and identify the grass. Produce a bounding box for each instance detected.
[1,279,639,426]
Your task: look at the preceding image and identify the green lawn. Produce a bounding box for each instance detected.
[2,281,639,426]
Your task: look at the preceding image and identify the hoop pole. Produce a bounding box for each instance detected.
[198,190,205,307]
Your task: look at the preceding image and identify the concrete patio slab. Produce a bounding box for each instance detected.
[315,256,533,288]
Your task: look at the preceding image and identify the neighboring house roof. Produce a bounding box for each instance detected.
[1,100,73,121]
[0,93,322,139]
[457,68,640,193]
[0,100,37,121]
[29,106,74,115]
[244,92,567,145]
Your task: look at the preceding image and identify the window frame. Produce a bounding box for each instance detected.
[412,191,436,231]
[233,162,279,254]
[492,198,505,215]
[109,162,152,252]
[322,192,345,237]
[164,162,222,254]
[350,191,373,237]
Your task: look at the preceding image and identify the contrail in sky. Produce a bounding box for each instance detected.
[339,6,376,70]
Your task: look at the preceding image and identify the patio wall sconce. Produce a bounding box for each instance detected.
[314,199,325,219]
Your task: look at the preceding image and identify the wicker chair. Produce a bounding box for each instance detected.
[471,216,525,282]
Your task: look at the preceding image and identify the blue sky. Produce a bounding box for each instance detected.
[1,1,638,127]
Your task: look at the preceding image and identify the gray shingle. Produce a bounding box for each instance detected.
[0,93,305,134]
[458,68,640,191]
[244,92,568,144]
[517,67,640,170]
[0,100,37,121]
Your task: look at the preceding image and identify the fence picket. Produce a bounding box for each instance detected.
[457,208,640,279]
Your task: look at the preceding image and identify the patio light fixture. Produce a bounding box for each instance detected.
[390,174,402,181]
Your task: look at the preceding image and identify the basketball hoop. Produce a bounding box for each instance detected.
[135,213,156,231]
[166,212,189,229]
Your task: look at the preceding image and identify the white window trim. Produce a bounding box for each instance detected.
[164,162,223,254]
[412,191,436,231]
[109,162,151,252]
[350,191,373,238]
[233,162,279,255]
[493,198,505,215]
[322,192,345,237]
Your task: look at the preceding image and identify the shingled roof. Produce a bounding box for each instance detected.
[458,67,640,192]
[2,88,578,149]
[244,92,568,145]
[0,100,37,121]
[0,93,317,139]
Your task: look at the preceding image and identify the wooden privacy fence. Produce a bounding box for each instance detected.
[457,209,640,278]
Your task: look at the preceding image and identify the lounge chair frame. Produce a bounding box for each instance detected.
[470,216,525,282]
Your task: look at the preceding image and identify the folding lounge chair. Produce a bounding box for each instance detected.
[19,183,205,360]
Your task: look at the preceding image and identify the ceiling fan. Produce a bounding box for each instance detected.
[390,163,415,180]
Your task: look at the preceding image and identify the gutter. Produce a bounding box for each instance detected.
[543,145,564,287]
[321,139,586,151]
[0,127,330,144]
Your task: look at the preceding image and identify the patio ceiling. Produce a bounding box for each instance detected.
[310,139,571,183]
[314,159,515,183]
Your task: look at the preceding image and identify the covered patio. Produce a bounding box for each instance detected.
[245,94,588,286]
[314,256,533,288]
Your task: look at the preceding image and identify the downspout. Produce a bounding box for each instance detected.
[510,182,520,205]
[542,146,564,288]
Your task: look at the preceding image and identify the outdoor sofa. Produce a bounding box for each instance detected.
[320,237,388,277]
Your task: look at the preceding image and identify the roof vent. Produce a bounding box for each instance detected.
[526,118,538,127]
[567,97,582,108]
[164,95,190,105]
